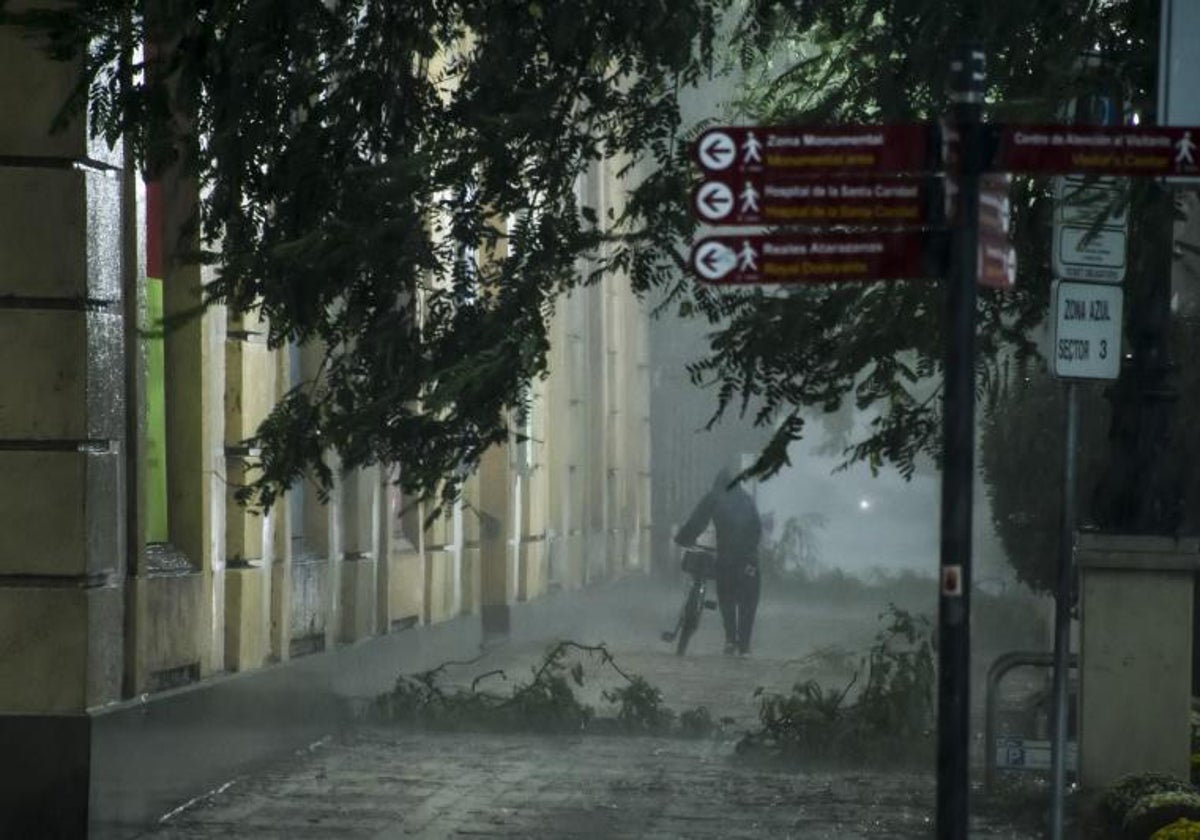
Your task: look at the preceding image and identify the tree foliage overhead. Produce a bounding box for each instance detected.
[628,0,1162,487]
[979,364,1111,594]
[8,0,1177,556]
[5,0,727,510]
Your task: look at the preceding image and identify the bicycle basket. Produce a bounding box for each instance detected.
[680,549,716,579]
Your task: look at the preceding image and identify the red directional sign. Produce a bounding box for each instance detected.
[978,231,1017,289]
[944,174,1012,234]
[690,231,934,285]
[691,175,935,227]
[693,125,934,176]
[996,125,1200,176]
[979,177,1012,235]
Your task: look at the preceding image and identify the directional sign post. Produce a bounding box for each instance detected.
[937,44,985,840]
[1046,276,1124,840]
[995,124,1200,177]
[683,52,1093,840]
[979,231,1017,289]
[685,40,1200,840]
[979,175,1013,234]
[946,173,1016,289]
[690,231,937,285]
[692,175,937,227]
[693,124,936,176]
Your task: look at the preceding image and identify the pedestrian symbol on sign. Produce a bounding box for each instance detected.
[739,182,760,214]
[1176,131,1197,167]
[741,131,762,164]
[737,240,758,271]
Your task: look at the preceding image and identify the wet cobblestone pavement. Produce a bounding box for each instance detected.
[137,729,1040,839]
[132,585,1050,838]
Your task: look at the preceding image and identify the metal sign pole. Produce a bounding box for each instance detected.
[1050,380,1079,839]
[938,44,985,840]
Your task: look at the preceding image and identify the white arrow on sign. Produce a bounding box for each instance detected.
[697,131,736,171]
[691,240,738,281]
[694,181,735,221]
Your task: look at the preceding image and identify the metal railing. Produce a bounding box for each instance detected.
[983,650,1078,791]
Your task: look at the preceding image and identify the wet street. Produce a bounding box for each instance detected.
[137,727,1053,839]
[143,730,944,839]
[131,578,1045,839]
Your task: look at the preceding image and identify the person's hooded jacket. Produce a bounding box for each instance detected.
[674,470,761,565]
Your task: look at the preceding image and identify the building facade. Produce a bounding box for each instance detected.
[0,17,652,835]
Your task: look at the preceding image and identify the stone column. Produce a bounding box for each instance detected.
[269,349,293,662]
[0,12,128,835]
[373,466,397,632]
[1077,533,1199,789]
[160,168,225,676]
[479,445,512,639]
[287,340,340,656]
[223,308,276,671]
[519,382,549,602]
[339,465,380,643]
[565,294,587,589]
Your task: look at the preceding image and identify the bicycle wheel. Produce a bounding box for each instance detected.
[675,581,703,656]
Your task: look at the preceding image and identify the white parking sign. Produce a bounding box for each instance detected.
[1053,281,1123,380]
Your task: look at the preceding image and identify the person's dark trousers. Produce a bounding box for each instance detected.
[716,561,761,652]
[736,563,761,653]
[715,563,740,647]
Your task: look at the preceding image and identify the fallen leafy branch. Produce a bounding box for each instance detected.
[736,604,935,765]
[368,640,721,738]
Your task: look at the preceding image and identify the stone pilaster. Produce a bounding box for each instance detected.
[1077,534,1199,789]
[223,308,275,671]
[0,8,128,835]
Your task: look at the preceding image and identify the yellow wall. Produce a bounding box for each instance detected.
[0,5,652,705]
[309,151,653,644]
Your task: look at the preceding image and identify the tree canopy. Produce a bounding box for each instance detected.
[5,0,727,510]
[8,0,1184,571]
[652,0,1177,594]
[636,1,1163,486]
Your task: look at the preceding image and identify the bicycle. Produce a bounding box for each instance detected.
[660,544,718,656]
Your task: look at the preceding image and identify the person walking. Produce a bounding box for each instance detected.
[674,468,762,655]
